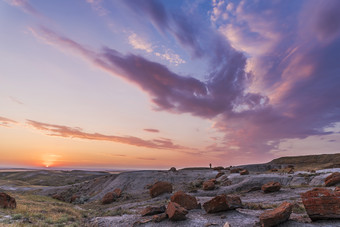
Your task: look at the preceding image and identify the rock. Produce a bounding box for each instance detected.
[270,169,278,172]
[52,193,65,201]
[149,181,173,198]
[213,166,224,171]
[225,195,242,209]
[203,180,215,190]
[261,182,281,193]
[325,172,340,187]
[240,169,249,175]
[170,191,200,210]
[166,202,188,221]
[203,195,228,213]
[230,168,242,173]
[301,187,340,221]
[0,192,16,209]
[259,201,293,227]
[215,172,225,179]
[203,194,242,213]
[113,188,122,197]
[169,167,177,172]
[141,205,166,216]
[223,222,231,227]
[152,213,167,222]
[101,189,121,204]
[287,165,295,168]
[101,191,118,204]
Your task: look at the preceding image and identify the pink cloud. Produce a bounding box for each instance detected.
[26,119,186,150]
[144,128,160,133]
[0,116,17,127]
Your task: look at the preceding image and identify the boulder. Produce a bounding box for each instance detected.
[169,167,177,172]
[0,192,16,209]
[225,195,242,209]
[203,194,242,213]
[262,182,281,193]
[270,169,278,172]
[215,172,225,179]
[170,191,200,210]
[166,202,188,221]
[101,192,117,204]
[141,205,166,216]
[101,188,121,204]
[149,181,173,198]
[325,172,340,187]
[203,180,215,190]
[259,201,293,227]
[240,169,249,175]
[301,187,340,221]
[213,166,224,171]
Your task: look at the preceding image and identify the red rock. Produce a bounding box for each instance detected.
[170,191,200,210]
[203,180,215,190]
[203,194,242,213]
[152,213,167,222]
[259,202,293,227]
[213,166,224,171]
[240,169,249,175]
[141,205,166,216]
[325,172,340,187]
[215,172,225,179]
[287,168,294,174]
[270,169,278,172]
[113,188,122,197]
[166,202,188,221]
[261,182,281,193]
[225,195,242,209]
[149,181,173,198]
[301,187,340,221]
[0,192,16,209]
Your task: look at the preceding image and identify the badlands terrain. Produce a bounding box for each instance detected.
[0,153,340,227]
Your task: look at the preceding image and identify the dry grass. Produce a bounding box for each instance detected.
[0,192,86,226]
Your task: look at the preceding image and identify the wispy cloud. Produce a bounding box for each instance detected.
[5,0,45,19]
[26,119,186,150]
[0,116,17,127]
[155,49,186,66]
[9,96,24,105]
[144,128,160,133]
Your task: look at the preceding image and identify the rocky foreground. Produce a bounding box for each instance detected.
[40,165,340,226]
[1,163,340,226]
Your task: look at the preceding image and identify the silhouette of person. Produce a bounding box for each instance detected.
[209,163,212,169]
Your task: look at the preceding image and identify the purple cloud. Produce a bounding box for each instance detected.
[28,0,340,162]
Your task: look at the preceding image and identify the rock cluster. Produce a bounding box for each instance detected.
[203,180,215,190]
[140,205,166,216]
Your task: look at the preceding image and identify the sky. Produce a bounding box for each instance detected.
[1,0,340,170]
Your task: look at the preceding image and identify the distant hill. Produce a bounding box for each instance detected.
[269,153,340,170]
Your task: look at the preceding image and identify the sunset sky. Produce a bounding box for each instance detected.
[1,0,340,169]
